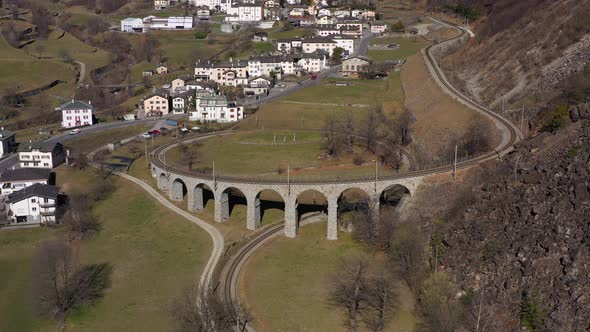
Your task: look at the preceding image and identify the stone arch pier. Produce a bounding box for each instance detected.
[152,164,422,240]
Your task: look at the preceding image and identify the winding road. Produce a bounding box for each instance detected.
[21,14,523,331]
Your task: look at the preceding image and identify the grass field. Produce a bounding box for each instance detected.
[368,37,430,62]
[65,125,151,154]
[22,30,111,84]
[0,165,212,331]
[240,72,405,132]
[241,222,416,332]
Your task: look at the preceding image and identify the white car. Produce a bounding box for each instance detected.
[142,132,152,138]
[69,129,81,135]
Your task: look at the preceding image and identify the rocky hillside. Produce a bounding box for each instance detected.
[438,0,590,113]
[440,119,590,330]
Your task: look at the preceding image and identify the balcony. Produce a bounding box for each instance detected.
[39,202,55,208]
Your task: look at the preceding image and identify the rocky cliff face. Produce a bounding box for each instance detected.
[441,122,590,330]
[441,0,590,110]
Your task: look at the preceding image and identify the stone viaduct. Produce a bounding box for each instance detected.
[150,163,423,240]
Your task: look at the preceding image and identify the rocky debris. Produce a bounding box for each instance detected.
[441,122,590,331]
[569,102,590,122]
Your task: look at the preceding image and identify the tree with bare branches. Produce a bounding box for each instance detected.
[62,193,101,242]
[362,272,397,332]
[329,256,370,332]
[31,240,112,328]
[388,223,427,292]
[362,104,383,153]
[172,286,236,332]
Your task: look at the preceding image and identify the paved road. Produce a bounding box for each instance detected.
[0,118,161,172]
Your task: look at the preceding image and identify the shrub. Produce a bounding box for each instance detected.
[542,105,569,133]
[195,31,208,39]
[352,154,365,165]
[520,294,546,331]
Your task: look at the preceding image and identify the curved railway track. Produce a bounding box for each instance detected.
[143,19,524,332]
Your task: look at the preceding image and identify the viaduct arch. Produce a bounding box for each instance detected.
[152,163,421,240]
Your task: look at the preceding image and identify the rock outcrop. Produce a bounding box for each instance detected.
[441,123,590,331]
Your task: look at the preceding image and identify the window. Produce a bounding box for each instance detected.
[31,199,36,203]
[32,207,37,211]
[44,198,49,203]
[43,163,49,166]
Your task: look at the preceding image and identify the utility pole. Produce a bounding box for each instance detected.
[453,145,458,181]
[287,163,290,195]
[520,105,525,135]
[501,98,505,116]
[374,160,378,193]
[213,160,216,190]
[144,137,149,167]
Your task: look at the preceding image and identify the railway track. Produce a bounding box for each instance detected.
[218,213,323,331]
[147,18,524,332]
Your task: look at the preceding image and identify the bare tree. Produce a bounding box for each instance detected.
[329,256,370,332]
[76,153,88,170]
[172,286,236,332]
[362,272,397,332]
[31,5,51,39]
[31,240,112,328]
[466,289,515,332]
[178,142,200,171]
[362,104,383,153]
[388,223,427,291]
[62,193,101,241]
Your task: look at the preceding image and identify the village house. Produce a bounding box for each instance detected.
[317,8,331,16]
[143,93,170,116]
[56,99,94,129]
[197,8,210,20]
[332,34,356,55]
[276,38,302,54]
[248,55,295,78]
[121,16,193,32]
[316,15,335,25]
[190,94,244,122]
[359,10,376,21]
[244,76,273,96]
[0,129,16,159]
[185,81,217,93]
[316,24,341,37]
[370,22,388,34]
[341,55,372,78]
[302,37,337,56]
[172,95,188,114]
[6,183,61,225]
[194,59,249,86]
[142,70,154,77]
[337,21,363,37]
[333,8,350,18]
[252,31,269,42]
[18,142,66,169]
[171,77,186,92]
[225,3,264,22]
[156,64,169,75]
[154,0,169,10]
[296,53,329,73]
[0,168,52,196]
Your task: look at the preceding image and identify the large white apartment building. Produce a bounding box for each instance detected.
[194,59,249,86]
[225,3,264,22]
[302,37,337,56]
[190,94,244,122]
[296,53,328,73]
[7,184,60,225]
[17,142,66,169]
[56,100,94,129]
[248,55,295,77]
[121,16,193,32]
[332,34,356,55]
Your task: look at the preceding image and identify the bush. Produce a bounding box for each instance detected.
[542,105,569,133]
[194,31,208,39]
[352,154,365,165]
[520,294,546,331]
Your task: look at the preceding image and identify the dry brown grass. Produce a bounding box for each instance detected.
[402,53,490,162]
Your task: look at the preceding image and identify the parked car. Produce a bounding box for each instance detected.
[142,132,152,138]
[150,129,161,136]
[387,43,399,49]
[69,129,81,135]
[311,74,318,80]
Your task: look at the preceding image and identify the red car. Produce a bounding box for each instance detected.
[150,129,161,136]
[311,74,318,80]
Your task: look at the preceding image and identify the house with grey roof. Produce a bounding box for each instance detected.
[6,183,61,225]
[0,168,52,196]
[56,99,94,129]
[18,142,66,169]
